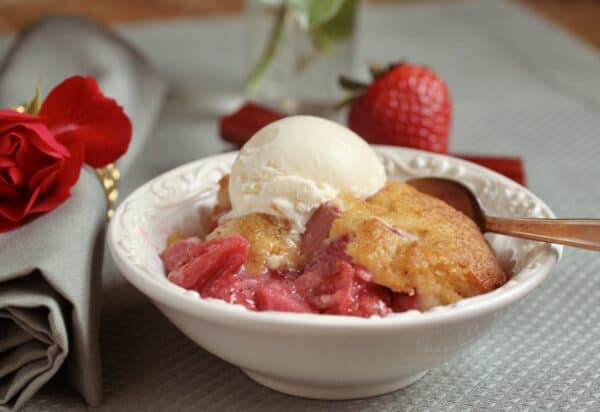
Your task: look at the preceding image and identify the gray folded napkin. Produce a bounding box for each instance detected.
[0,16,166,411]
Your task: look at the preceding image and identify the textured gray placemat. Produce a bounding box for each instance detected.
[2,0,598,410]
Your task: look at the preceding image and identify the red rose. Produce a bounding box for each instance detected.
[0,76,132,232]
[0,111,84,231]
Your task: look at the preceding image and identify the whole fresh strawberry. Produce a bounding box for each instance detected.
[341,63,452,153]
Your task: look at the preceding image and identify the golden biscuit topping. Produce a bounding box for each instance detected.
[208,213,303,274]
[331,182,505,309]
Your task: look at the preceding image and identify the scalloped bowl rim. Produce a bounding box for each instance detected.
[108,146,562,330]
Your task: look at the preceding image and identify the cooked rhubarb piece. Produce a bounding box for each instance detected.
[296,238,392,317]
[163,235,249,291]
[255,280,314,313]
[300,202,340,259]
[201,268,260,310]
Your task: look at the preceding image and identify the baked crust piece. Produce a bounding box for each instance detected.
[208,213,303,274]
[331,182,506,309]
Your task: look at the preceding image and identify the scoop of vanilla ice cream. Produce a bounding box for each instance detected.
[228,115,386,229]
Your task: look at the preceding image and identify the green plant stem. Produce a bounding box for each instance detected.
[245,5,287,91]
[338,75,368,90]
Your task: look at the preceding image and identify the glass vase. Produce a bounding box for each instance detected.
[245,0,359,114]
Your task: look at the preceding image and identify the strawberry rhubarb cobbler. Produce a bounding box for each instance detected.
[160,116,506,317]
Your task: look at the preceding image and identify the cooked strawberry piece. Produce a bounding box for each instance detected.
[391,292,420,312]
[351,269,394,317]
[298,261,391,317]
[159,237,203,273]
[255,280,314,313]
[166,235,250,291]
[202,269,259,310]
[296,238,392,317]
[300,202,340,259]
[302,235,349,274]
[298,262,351,312]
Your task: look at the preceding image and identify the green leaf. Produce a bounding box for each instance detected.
[25,86,42,115]
[286,0,345,29]
[310,0,357,53]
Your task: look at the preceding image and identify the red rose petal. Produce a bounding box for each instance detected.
[0,156,16,167]
[0,172,12,186]
[7,165,24,186]
[16,123,70,159]
[0,217,23,232]
[0,108,86,233]
[28,162,61,194]
[39,76,132,168]
[0,131,19,154]
[10,133,56,184]
[56,142,85,192]
[29,142,84,214]
[0,185,19,199]
[0,191,31,221]
[0,109,41,124]
[1,123,69,166]
[22,186,43,218]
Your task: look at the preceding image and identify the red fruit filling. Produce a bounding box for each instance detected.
[300,202,340,259]
[295,237,392,317]
[162,235,249,291]
[255,279,314,313]
[391,292,420,312]
[160,234,419,317]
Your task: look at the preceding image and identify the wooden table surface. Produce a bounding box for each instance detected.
[0,0,599,51]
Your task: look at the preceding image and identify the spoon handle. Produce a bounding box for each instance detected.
[485,217,600,251]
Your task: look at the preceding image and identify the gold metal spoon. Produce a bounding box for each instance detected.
[406,177,600,251]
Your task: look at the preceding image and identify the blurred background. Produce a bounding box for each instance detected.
[1,0,599,116]
[0,1,598,47]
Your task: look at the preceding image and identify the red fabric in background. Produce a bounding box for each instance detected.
[454,155,525,185]
[219,103,284,146]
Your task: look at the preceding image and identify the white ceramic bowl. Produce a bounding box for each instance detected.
[108,146,561,400]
